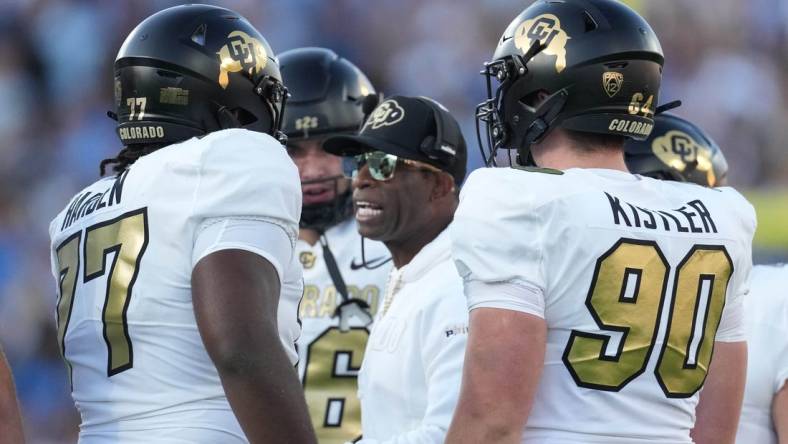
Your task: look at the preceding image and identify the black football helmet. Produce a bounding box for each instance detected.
[279,47,378,231]
[625,113,728,187]
[113,4,287,147]
[477,0,664,166]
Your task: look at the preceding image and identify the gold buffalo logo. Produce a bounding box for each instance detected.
[652,129,718,185]
[363,99,405,130]
[514,14,571,73]
[217,31,267,89]
[603,72,624,98]
[299,251,316,270]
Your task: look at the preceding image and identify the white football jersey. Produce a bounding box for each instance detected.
[295,218,391,443]
[48,129,303,442]
[737,264,788,444]
[451,167,756,444]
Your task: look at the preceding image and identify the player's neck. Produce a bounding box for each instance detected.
[299,228,320,245]
[535,149,629,171]
[531,129,629,172]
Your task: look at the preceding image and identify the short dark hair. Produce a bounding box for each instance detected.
[99,143,165,176]
[564,129,627,153]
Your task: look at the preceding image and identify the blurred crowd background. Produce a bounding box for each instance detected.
[0,0,786,441]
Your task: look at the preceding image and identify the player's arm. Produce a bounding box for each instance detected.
[445,307,546,444]
[0,345,24,444]
[193,249,316,444]
[774,383,788,443]
[691,341,747,444]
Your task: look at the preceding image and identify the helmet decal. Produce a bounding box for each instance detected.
[603,72,624,98]
[651,130,700,172]
[514,14,571,73]
[216,30,268,89]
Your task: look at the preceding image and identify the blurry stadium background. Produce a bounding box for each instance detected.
[0,0,786,441]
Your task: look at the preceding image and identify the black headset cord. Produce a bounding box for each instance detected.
[320,233,373,331]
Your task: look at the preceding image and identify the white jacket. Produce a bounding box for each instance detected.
[356,229,468,443]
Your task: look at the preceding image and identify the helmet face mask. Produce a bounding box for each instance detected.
[113,5,288,147]
[477,0,664,167]
[298,175,354,232]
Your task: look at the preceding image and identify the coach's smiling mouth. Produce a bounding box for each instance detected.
[355,200,383,223]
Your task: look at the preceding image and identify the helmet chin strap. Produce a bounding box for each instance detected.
[217,106,241,129]
[516,90,568,166]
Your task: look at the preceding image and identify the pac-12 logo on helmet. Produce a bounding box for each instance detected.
[363,99,405,130]
[217,30,268,89]
[603,72,624,98]
[513,14,571,73]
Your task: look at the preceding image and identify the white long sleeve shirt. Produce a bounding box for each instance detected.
[356,229,468,443]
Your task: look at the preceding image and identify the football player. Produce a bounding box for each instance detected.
[0,345,23,443]
[446,1,755,443]
[48,5,315,443]
[278,47,391,443]
[323,95,468,442]
[624,114,788,444]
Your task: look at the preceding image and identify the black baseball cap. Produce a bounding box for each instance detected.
[323,95,467,185]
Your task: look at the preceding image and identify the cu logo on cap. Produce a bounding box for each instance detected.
[363,99,405,130]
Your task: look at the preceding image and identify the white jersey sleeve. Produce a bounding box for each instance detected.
[186,129,304,364]
[193,217,295,281]
[714,188,757,343]
[191,129,301,237]
[450,169,547,318]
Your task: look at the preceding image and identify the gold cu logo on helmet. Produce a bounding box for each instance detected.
[217,31,267,89]
[652,130,704,172]
[514,14,570,73]
[603,72,624,98]
[363,99,405,130]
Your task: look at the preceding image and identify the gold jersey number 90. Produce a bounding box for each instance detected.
[563,238,733,398]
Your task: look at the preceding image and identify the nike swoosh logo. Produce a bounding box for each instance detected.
[350,256,391,270]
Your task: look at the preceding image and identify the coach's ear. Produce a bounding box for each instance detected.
[429,171,456,202]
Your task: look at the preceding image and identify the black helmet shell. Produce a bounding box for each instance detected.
[279,47,376,139]
[114,4,286,146]
[478,0,664,164]
[625,113,728,187]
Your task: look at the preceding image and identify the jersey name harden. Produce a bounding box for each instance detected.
[605,192,718,234]
[60,170,127,231]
